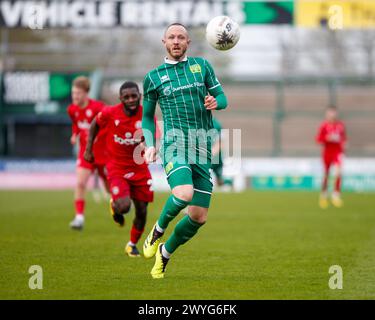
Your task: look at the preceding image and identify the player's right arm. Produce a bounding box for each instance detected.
[316,123,326,145]
[67,106,79,145]
[84,119,99,163]
[84,108,109,163]
[142,73,158,163]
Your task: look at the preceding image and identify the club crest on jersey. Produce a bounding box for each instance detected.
[115,120,120,126]
[189,64,202,74]
[163,86,172,96]
[86,109,93,117]
[135,120,142,129]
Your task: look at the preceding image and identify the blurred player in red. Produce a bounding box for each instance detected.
[84,81,157,257]
[316,106,347,209]
[67,76,109,230]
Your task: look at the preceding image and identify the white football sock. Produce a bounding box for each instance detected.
[155,222,164,233]
[161,245,171,259]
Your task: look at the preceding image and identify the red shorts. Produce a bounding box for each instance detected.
[323,152,343,171]
[107,162,154,203]
[76,156,107,181]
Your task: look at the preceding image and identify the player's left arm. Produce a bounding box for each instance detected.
[203,59,228,111]
[212,118,222,156]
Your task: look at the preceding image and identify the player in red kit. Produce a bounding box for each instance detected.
[67,76,109,230]
[84,81,155,257]
[316,106,347,209]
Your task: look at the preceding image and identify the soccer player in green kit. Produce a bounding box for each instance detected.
[142,23,228,279]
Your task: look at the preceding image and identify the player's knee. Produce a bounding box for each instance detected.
[334,165,342,176]
[189,207,208,224]
[172,185,194,202]
[77,180,87,192]
[114,198,131,214]
[192,215,207,224]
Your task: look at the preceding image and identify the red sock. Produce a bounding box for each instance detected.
[75,199,85,215]
[130,225,144,245]
[335,176,342,193]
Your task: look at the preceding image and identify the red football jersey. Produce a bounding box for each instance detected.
[96,104,149,167]
[67,99,108,163]
[316,120,346,154]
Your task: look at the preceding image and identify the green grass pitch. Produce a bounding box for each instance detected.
[1,190,375,300]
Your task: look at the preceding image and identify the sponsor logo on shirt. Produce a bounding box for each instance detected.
[164,82,205,96]
[163,86,172,96]
[77,120,90,130]
[174,82,204,92]
[113,133,142,145]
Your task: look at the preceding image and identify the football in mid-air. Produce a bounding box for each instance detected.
[206,16,240,51]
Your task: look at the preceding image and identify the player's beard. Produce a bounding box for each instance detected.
[167,45,187,61]
[124,102,140,116]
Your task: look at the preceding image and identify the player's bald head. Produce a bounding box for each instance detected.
[164,23,189,38]
[163,23,191,61]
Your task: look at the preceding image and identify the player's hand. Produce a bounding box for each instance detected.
[144,146,157,164]
[204,95,217,110]
[84,149,94,163]
[70,134,77,145]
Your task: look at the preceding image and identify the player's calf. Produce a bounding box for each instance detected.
[125,201,148,257]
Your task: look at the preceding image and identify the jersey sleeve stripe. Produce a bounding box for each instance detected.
[166,166,192,178]
[208,83,221,90]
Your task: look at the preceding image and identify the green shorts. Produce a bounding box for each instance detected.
[164,160,213,208]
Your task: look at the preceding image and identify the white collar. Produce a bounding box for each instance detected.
[164,56,188,64]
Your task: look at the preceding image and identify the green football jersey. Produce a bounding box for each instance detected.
[143,56,224,163]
